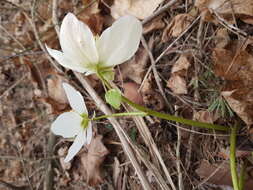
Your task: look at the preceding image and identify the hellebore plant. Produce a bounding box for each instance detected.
[46,13,142,80]
[51,83,92,162]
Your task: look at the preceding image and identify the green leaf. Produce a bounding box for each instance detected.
[105,89,122,109]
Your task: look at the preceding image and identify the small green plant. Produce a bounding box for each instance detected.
[208,95,234,117]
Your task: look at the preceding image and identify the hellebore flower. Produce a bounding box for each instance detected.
[46,13,142,77]
[51,83,92,162]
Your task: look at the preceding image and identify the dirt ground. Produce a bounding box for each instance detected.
[1,0,253,190]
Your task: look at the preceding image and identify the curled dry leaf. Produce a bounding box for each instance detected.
[81,135,109,186]
[123,82,144,105]
[195,0,253,24]
[111,0,164,19]
[167,55,191,94]
[162,14,194,42]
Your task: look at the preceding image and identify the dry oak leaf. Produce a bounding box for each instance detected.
[195,0,253,24]
[111,0,164,19]
[162,13,194,42]
[81,135,109,186]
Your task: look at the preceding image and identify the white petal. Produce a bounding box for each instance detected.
[86,122,93,144]
[46,45,88,73]
[97,15,142,67]
[60,13,98,64]
[62,83,88,114]
[51,112,82,138]
[64,130,86,162]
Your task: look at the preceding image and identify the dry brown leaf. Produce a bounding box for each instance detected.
[81,135,109,186]
[111,0,164,19]
[167,74,187,94]
[143,17,165,34]
[171,55,191,74]
[167,55,191,94]
[141,75,165,111]
[193,110,217,124]
[215,28,230,48]
[123,82,144,105]
[196,160,253,190]
[222,90,253,125]
[195,0,253,24]
[162,14,194,42]
[120,38,154,84]
[213,46,253,125]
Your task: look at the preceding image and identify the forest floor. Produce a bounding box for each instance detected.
[1,0,253,189]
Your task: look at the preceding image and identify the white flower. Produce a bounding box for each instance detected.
[46,13,142,75]
[51,83,92,162]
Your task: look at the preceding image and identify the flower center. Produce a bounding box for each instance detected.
[80,113,89,129]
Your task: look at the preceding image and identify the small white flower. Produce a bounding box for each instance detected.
[51,83,92,162]
[46,13,142,75]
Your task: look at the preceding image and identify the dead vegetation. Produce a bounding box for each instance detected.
[1,0,253,189]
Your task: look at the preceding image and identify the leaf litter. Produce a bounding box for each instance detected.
[1,0,253,189]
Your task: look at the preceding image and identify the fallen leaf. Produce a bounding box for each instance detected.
[123,82,144,105]
[141,75,165,111]
[81,135,109,186]
[222,90,253,125]
[143,17,165,34]
[162,14,194,42]
[215,28,230,48]
[111,0,164,19]
[167,55,191,94]
[167,74,187,94]
[120,38,154,84]
[196,160,253,190]
[213,46,253,125]
[193,110,217,124]
[195,0,253,24]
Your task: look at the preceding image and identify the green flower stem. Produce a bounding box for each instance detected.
[122,96,228,131]
[97,72,228,131]
[230,126,239,190]
[239,161,246,190]
[92,112,147,121]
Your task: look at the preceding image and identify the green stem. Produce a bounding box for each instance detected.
[122,96,228,131]
[230,126,239,190]
[239,161,246,190]
[97,72,228,131]
[92,112,147,121]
